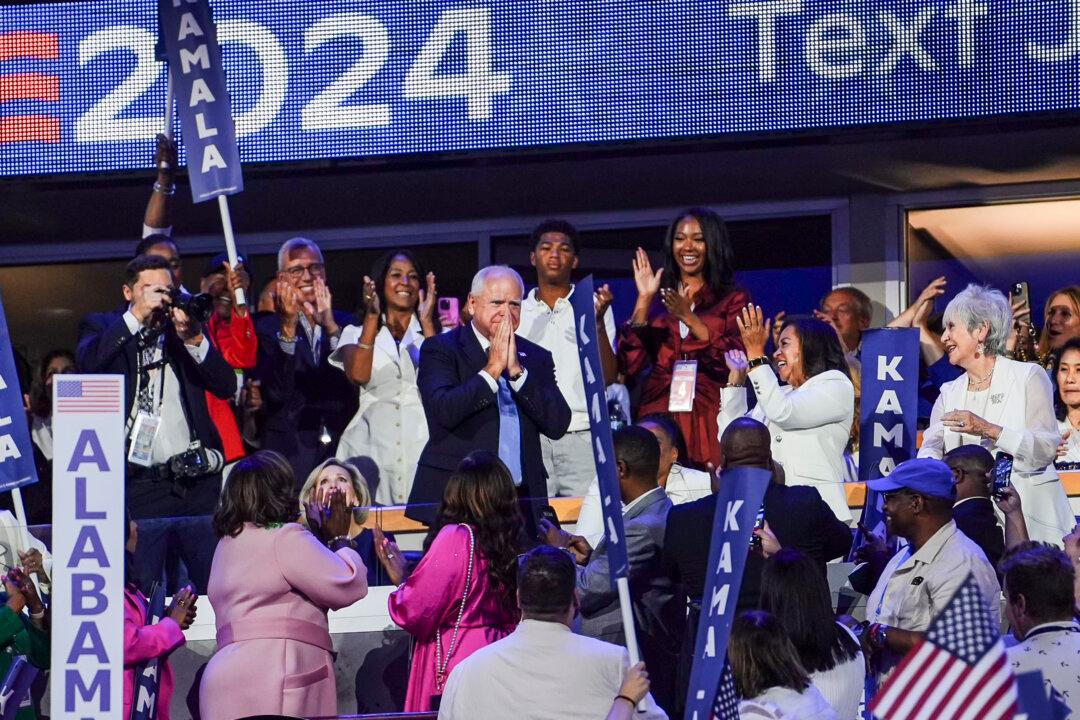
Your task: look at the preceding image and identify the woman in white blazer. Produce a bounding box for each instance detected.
[330,250,439,506]
[719,305,855,522]
[919,284,1073,545]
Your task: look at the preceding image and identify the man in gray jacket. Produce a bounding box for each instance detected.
[540,425,680,713]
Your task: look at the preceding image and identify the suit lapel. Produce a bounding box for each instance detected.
[458,324,489,373]
[982,357,1015,426]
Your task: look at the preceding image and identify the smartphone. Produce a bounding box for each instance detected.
[539,504,561,530]
[750,505,766,549]
[1010,282,1030,312]
[992,451,1014,497]
[438,296,460,326]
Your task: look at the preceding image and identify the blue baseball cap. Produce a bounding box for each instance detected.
[866,458,956,500]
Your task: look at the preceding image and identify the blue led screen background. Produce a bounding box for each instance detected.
[2,0,1080,176]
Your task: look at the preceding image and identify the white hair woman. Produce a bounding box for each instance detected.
[299,458,395,585]
[918,284,1073,545]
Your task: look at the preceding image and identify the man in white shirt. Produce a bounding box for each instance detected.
[864,458,1001,677]
[517,220,618,497]
[439,545,667,720]
[1001,542,1080,712]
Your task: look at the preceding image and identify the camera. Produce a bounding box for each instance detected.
[168,442,224,480]
[169,289,215,324]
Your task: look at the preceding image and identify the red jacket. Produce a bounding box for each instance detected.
[205,311,257,461]
[618,285,748,468]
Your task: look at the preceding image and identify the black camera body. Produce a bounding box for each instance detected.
[169,289,215,324]
[168,442,224,480]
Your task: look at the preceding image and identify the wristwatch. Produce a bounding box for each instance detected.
[508,369,524,382]
[747,356,770,370]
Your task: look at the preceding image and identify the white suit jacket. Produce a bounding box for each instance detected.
[919,355,1072,542]
[438,619,668,720]
[718,368,855,522]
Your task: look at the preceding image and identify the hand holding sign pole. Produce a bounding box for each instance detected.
[158,0,246,306]
[569,276,639,664]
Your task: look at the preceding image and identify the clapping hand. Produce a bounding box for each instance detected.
[275,279,302,332]
[361,276,380,317]
[485,317,511,379]
[735,303,771,358]
[1059,430,1072,459]
[167,585,198,629]
[595,284,614,322]
[660,285,694,323]
[373,527,406,585]
[305,486,352,543]
[632,247,663,301]
[417,272,438,324]
[308,277,338,334]
[724,349,749,386]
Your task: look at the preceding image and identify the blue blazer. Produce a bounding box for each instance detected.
[406,324,571,522]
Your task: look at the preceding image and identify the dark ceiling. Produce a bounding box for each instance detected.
[4,115,1080,246]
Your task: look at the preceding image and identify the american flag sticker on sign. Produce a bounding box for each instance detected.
[55,377,122,414]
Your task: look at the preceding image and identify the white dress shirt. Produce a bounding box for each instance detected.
[123,310,209,464]
[518,286,616,432]
[438,619,667,720]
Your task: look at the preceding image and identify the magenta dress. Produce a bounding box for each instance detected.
[199,523,369,720]
[389,524,518,711]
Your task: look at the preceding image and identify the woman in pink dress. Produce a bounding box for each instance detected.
[374,451,524,711]
[199,451,369,720]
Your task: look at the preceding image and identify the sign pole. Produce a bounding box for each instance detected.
[162,70,174,140]
[217,195,246,307]
[9,488,30,554]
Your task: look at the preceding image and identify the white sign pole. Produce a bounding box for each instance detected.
[217,195,246,307]
[50,374,125,719]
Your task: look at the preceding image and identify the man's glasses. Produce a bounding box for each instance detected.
[283,263,325,278]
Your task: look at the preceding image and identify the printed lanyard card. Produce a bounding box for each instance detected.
[128,412,161,467]
[669,359,698,412]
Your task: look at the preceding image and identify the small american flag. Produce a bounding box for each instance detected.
[55,378,122,414]
[870,574,1018,720]
[712,658,740,720]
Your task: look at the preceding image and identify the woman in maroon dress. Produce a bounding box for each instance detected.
[618,208,749,469]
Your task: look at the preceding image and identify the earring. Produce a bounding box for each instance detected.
[975,342,985,358]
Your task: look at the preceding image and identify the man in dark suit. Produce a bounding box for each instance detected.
[945,445,1005,570]
[662,417,853,712]
[254,238,358,485]
[407,265,571,524]
[77,254,237,592]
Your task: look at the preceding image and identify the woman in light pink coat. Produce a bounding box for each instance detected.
[373,451,523,711]
[199,451,369,720]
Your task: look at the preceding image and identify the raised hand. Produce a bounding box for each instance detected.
[736,303,771,358]
[485,317,510,379]
[373,526,406,585]
[167,586,198,629]
[724,349,749,386]
[632,247,663,300]
[417,272,437,324]
[223,261,249,314]
[275,278,302,334]
[309,276,338,333]
[361,276,380,317]
[18,549,47,583]
[595,284,614,322]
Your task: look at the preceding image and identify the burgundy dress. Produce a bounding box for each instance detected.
[618,285,749,468]
[389,524,519,711]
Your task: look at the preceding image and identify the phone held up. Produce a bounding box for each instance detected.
[991,451,1014,498]
[438,297,460,327]
[1010,281,1030,312]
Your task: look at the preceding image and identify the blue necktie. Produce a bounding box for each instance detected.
[496,377,522,486]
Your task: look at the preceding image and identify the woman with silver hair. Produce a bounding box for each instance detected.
[918,284,1072,545]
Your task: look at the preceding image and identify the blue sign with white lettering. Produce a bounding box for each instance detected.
[0,290,38,494]
[158,0,243,201]
[3,0,1080,176]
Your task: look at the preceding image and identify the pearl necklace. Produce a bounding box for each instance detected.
[435,523,475,691]
[967,366,994,389]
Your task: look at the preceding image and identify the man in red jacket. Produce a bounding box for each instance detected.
[200,252,257,463]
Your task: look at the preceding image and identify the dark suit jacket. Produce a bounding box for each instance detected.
[953,497,1005,570]
[577,487,681,712]
[254,311,359,481]
[76,309,236,516]
[406,324,571,522]
[663,480,854,613]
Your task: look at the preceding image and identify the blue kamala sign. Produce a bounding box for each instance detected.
[3,0,1080,176]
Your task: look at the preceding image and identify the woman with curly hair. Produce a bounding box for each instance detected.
[374,450,524,711]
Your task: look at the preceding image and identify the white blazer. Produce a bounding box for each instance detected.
[329,318,428,506]
[718,368,855,522]
[919,355,1073,543]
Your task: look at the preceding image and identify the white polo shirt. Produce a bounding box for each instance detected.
[517,285,615,433]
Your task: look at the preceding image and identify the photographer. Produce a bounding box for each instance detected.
[77,254,237,593]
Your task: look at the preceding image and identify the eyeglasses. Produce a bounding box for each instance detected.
[283,263,325,278]
[881,489,918,503]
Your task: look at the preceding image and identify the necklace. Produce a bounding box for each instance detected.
[967,366,994,388]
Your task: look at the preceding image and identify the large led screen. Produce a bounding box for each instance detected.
[2,0,1080,176]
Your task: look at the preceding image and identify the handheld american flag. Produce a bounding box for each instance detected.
[869,574,1017,720]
